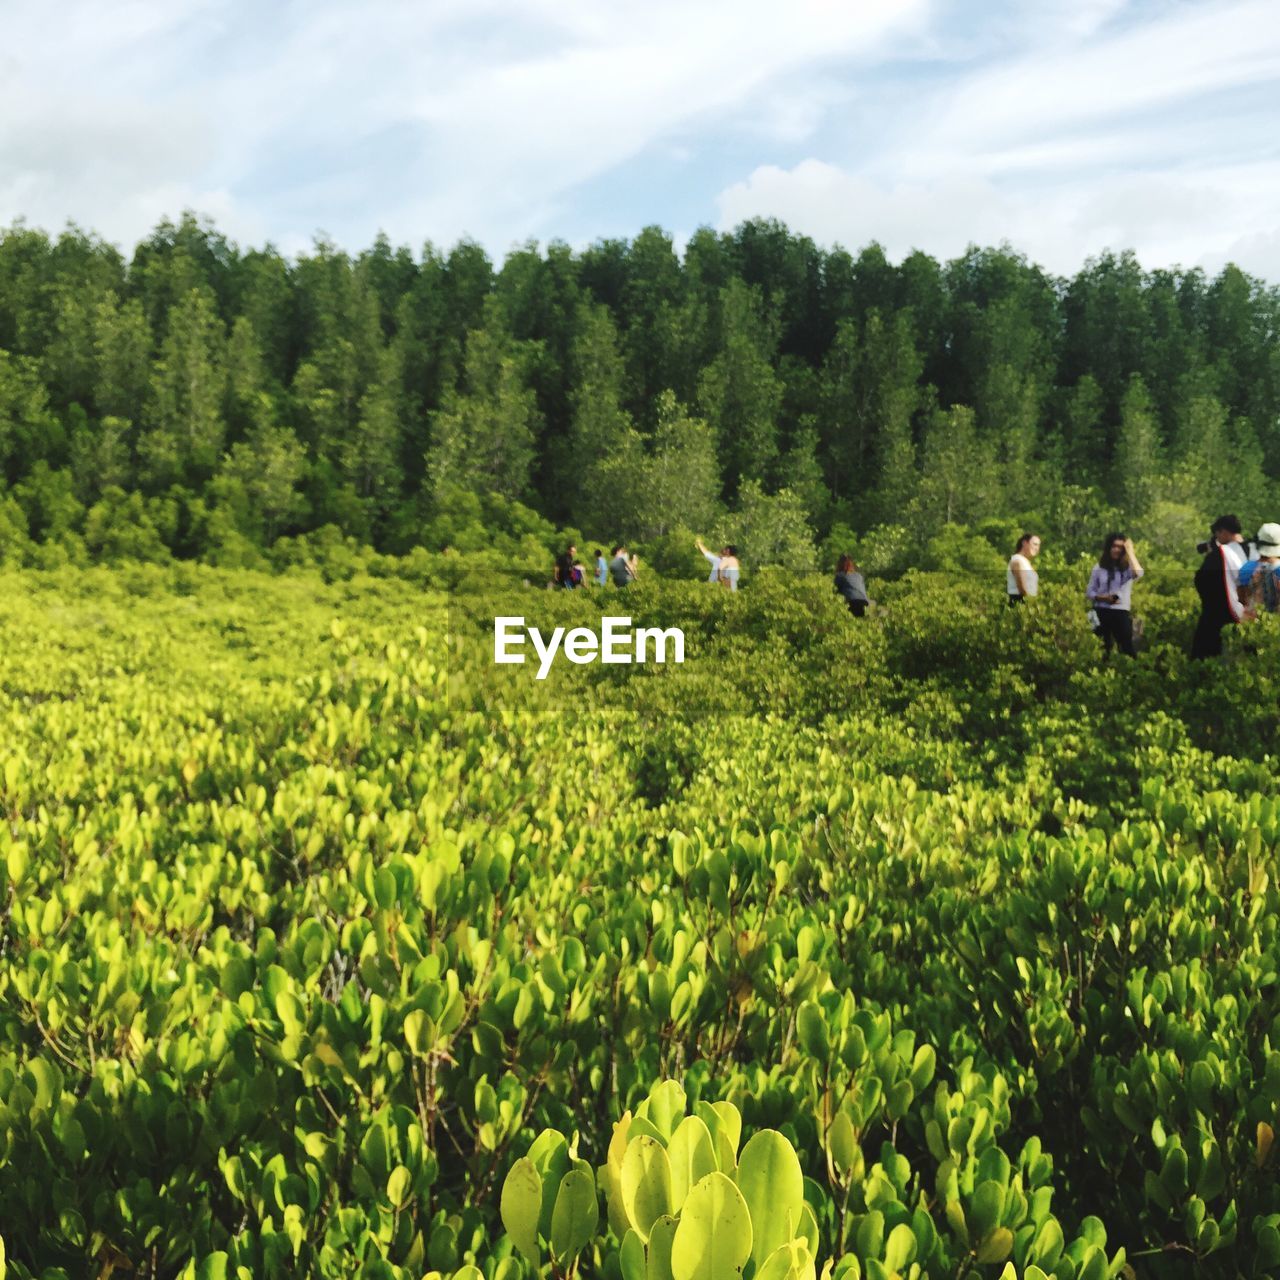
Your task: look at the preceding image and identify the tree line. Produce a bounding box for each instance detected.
[0,212,1277,568]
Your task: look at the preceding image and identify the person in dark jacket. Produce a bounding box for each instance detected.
[1190,515,1246,659]
[553,543,582,589]
[834,554,870,617]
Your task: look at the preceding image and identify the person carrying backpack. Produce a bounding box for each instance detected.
[1239,522,1280,615]
[554,543,582,590]
[717,545,740,591]
[1190,515,1247,659]
[609,544,637,588]
[834,554,870,617]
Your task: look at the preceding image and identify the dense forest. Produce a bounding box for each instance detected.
[0,213,1277,571]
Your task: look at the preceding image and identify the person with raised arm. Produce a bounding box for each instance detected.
[695,537,722,584]
[1086,533,1144,657]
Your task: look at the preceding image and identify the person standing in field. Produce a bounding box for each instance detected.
[695,537,722,584]
[1190,514,1247,659]
[834,554,870,617]
[1086,533,1144,657]
[609,544,637,588]
[1239,522,1280,614]
[553,543,583,589]
[1007,534,1041,606]
[717,545,740,591]
[593,549,608,587]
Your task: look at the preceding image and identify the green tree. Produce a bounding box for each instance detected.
[587,391,720,542]
[1061,374,1106,481]
[221,421,308,543]
[1112,374,1162,518]
[427,298,541,502]
[94,292,152,425]
[0,349,60,485]
[340,350,404,520]
[563,303,633,528]
[915,404,998,526]
[719,479,816,569]
[13,462,83,541]
[698,279,782,494]
[140,287,227,487]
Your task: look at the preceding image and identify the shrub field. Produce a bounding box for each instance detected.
[2,566,1279,1279]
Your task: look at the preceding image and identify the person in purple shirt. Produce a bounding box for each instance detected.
[1086,533,1144,657]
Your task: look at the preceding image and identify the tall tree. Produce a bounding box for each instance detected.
[563,303,633,528]
[916,404,998,527]
[1112,374,1162,517]
[697,278,782,495]
[140,287,227,487]
[427,298,541,503]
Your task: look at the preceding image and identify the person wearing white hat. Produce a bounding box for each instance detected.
[1239,523,1280,615]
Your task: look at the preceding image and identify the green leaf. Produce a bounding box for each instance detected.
[550,1167,598,1263]
[667,1116,718,1210]
[755,1239,816,1280]
[828,1111,858,1179]
[883,1223,916,1272]
[976,1228,1013,1265]
[387,1165,412,1209]
[621,1230,647,1280]
[671,1172,753,1280]
[500,1156,543,1264]
[968,1180,1005,1241]
[648,1215,678,1280]
[735,1130,805,1267]
[622,1136,675,1242]
[795,1002,829,1058]
[196,1255,228,1280]
[646,1081,688,1141]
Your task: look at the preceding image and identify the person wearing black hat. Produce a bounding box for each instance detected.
[1190,514,1247,659]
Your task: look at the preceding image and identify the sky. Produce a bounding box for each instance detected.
[3,0,1279,279]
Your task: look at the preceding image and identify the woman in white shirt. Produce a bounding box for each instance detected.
[717,545,740,591]
[695,537,722,583]
[1007,534,1041,606]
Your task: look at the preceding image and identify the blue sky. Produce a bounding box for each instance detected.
[3,0,1278,278]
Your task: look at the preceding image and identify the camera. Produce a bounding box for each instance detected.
[1196,538,1212,555]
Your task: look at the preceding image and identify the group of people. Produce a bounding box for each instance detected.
[1002,518,1280,660]
[1189,516,1280,658]
[552,543,641,589]
[550,537,743,592]
[549,517,1280,661]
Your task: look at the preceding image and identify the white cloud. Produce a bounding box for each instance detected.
[715,0,1280,277]
[917,0,1280,171]
[715,157,1280,276]
[1,0,1277,281]
[0,0,927,253]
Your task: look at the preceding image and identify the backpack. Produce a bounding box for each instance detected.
[568,565,584,588]
[1256,563,1280,614]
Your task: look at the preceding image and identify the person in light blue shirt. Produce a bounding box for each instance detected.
[593,549,607,587]
[1239,522,1280,614]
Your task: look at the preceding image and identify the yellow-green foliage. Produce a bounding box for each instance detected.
[1,566,1279,1279]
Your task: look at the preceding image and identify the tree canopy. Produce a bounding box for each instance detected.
[1,214,1277,566]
